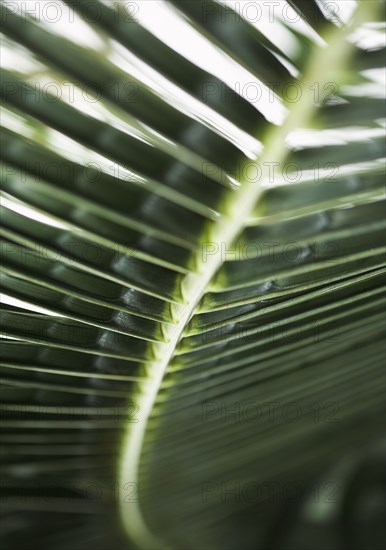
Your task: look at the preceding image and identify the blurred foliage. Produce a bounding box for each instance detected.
[0,1,385,549]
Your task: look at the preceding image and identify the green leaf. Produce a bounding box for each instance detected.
[1,1,385,549]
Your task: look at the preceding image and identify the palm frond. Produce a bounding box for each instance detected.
[0,1,385,549]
